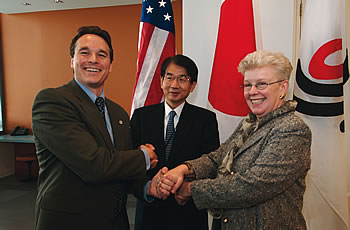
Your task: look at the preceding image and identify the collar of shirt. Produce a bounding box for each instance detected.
[164,101,185,132]
[74,79,105,102]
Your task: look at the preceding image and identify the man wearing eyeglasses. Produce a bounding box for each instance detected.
[130,54,220,230]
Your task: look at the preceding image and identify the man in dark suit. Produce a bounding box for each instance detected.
[131,55,220,230]
[32,26,160,230]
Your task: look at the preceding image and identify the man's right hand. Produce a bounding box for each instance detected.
[140,144,158,169]
[147,167,170,200]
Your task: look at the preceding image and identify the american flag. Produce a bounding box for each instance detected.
[130,0,175,116]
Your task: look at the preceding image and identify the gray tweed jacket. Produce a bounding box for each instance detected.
[189,101,311,230]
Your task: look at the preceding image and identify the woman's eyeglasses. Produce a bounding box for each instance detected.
[240,80,285,91]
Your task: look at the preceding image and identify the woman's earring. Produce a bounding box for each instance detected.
[279,94,285,100]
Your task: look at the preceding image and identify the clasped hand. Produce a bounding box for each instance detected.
[148,165,192,205]
[140,144,158,169]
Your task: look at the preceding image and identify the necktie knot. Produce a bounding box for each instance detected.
[95,97,105,119]
[168,110,176,122]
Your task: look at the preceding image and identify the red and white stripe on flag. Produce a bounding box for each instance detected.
[207,0,257,143]
[293,0,349,229]
[130,0,175,116]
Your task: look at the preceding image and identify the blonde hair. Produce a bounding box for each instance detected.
[238,50,293,81]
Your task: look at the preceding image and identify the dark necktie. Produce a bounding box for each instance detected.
[95,97,126,216]
[113,186,127,218]
[165,110,176,162]
[95,97,105,121]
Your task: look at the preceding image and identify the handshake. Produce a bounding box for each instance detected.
[146,164,193,206]
[141,144,194,205]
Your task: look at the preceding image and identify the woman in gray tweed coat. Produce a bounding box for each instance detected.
[158,50,312,230]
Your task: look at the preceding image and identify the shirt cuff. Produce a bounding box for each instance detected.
[141,148,151,170]
[143,181,155,203]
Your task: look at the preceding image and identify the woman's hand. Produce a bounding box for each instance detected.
[175,181,192,206]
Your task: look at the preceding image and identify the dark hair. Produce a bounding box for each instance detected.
[160,55,198,82]
[69,26,114,63]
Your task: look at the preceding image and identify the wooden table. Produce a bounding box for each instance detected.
[0,135,35,178]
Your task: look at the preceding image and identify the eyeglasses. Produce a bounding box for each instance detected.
[240,80,285,91]
[164,73,192,85]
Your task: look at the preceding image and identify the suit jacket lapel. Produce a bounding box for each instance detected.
[155,103,166,163]
[234,126,266,159]
[172,102,193,142]
[68,80,113,149]
[104,100,119,149]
